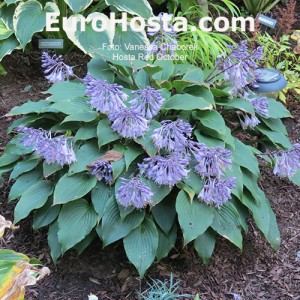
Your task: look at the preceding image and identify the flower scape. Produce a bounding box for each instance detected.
[1,36,300,279]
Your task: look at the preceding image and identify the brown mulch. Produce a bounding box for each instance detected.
[0,50,300,300]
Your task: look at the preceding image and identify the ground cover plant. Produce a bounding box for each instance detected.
[1,24,300,280]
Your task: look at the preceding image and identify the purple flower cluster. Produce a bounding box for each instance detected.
[17,125,76,166]
[190,142,232,178]
[83,73,127,114]
[109,108,149,139]
[147,13,178,57]
[83,73,164,139]
[199,178,237,207]
[41,52,74,83]
[139,153,189,187]
[273,144,300,178]
[237,112,260,130]
[131,86,164,119]
[116,177,153,208]
[87,159,114,184]
[217,40,264,94]
[152,120,193,152]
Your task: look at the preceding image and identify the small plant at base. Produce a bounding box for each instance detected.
[141,274,191,300]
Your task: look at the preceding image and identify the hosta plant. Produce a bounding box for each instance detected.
[1,39,300,278]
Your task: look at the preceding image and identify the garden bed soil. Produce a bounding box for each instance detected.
[0,52,300,300]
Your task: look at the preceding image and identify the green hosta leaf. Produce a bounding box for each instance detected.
[176,191,214,245]
[66,12,114,56]
[87,58,114,82]
[194,130,225,147]
[54,173,97,204]
[123,217,158,278]
[99,199,145,247]
[74,230,97,255]
[0,153,20,167]
[216,97,255,114]
[135,120,160,157]
[257,126,292,149]
[211,202,243,249]
[0,35,19,61]
[97,119,120,147]
[8,169,43,201]
[62,111,98,123]
[51,97,91,115]
[4,0,21,4]
[111,158,125,180]
[186,86,214,104]
[33,200,60,230]
[69,141,104,175]
[74,124,97,141]
[163,94,213,111]
[8,101,54,115]
[261,117,287,136]
[114,24,148,58]
[14,181,53,224]
[182,69,204,83]
[233,139,260,177]
[267,98,292,119]
[13,1,59,48]
[58,199,98,253]
[196,110,226,135]
[0,19,13,40]
[242,191,280,250]
[124,143,143,171]
[183,169,204,194]
[65,0,93,13]
[46,81,86,101]
[9,158,39,180]
[152,60,175,81]
[194,229,216,264]
[141,177,172,205]
[48,221,61,262]
[156,224,177,261]
[151,197,176,234]
[43,162,62,178]
[91,181,113,219]
[105,0,153,18]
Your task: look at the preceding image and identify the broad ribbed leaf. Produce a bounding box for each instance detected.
[48,222,61,262]
[0,19,13,40]
[74,124,97,141]
[8,101,54,115]
[156,224,177,261]
[105,0,152,18]
[123,218,158,278]
[54,173,97,204]
[9,158,39,180]
[91,181,113,219]
[8,169,43,201]
[163,94,213,111]
[14,181,53,223]
[267,98,292,119]
[33,200,60,230]
[124,143,143,171]
[99,199,145,247]
[46,81,86,101]
[97,119,120,147]
[58,199,98,253]
[233,139,260,177]
[0,35,19,61]
[194,229,216,264]
[196,110,226,135]
[69,141,104,175]
[65,0,93,13]
[66,12,114,55]
[176,191,214,245]
[211,202,243,249]
[257,126,292,149]
[152,197,176,234]
[13,1,59,48]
